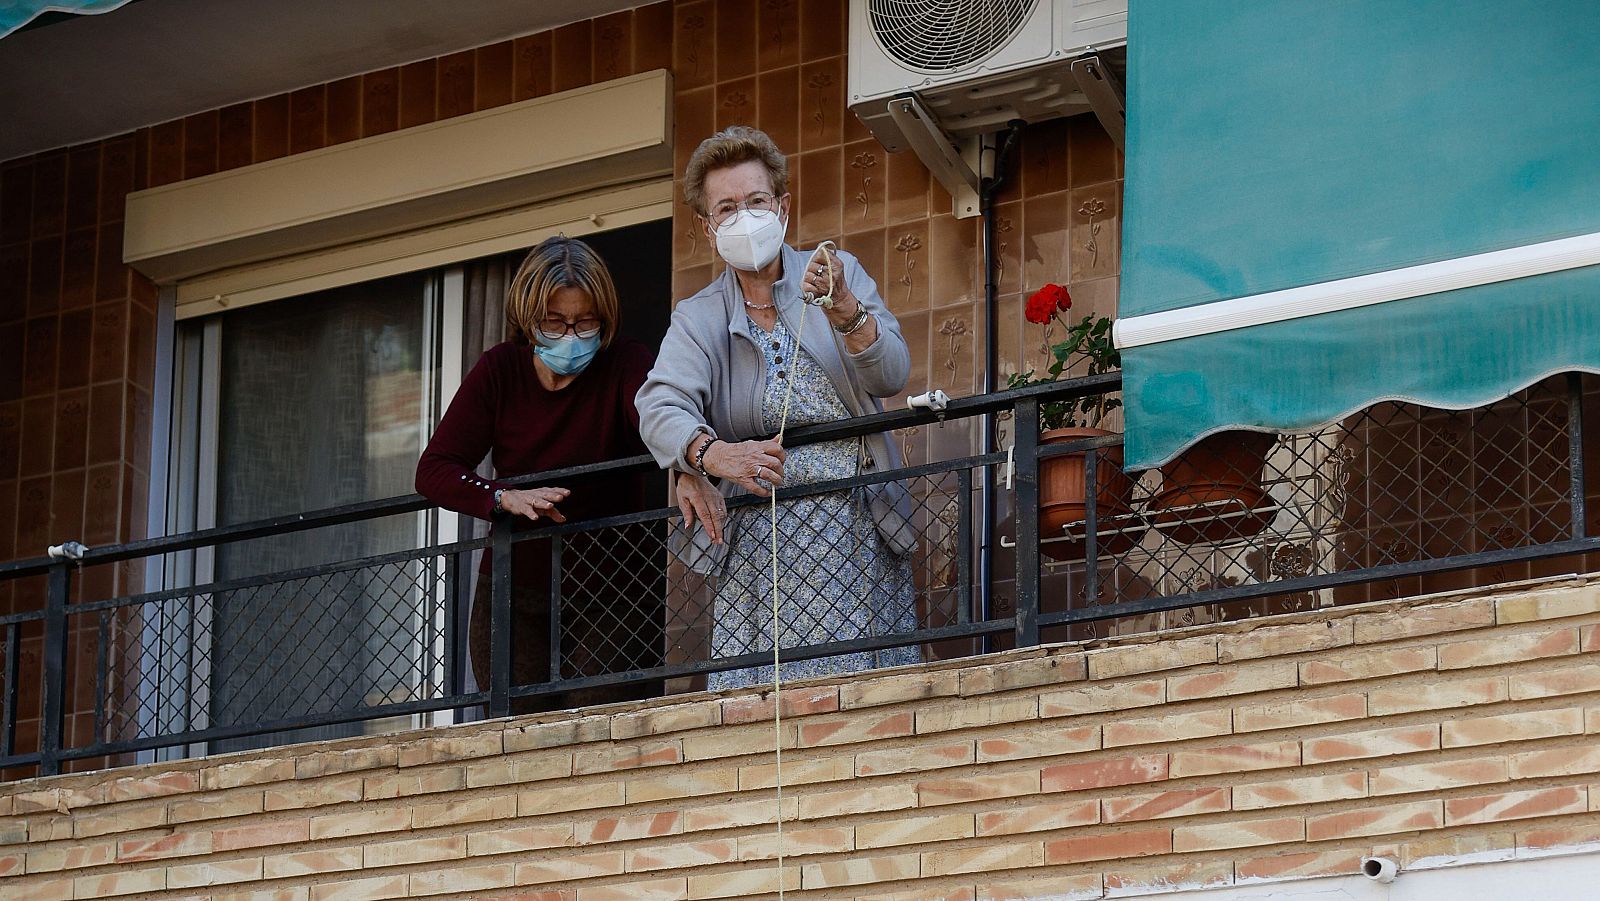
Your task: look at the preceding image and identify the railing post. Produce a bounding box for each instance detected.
[40,560,72,776]
[1014,398,1041,648]
[1569,372,1587,540]
[1083,447,1100,608]
[548,535,563,683]
[488,517,513,719]
[446,552,469,700]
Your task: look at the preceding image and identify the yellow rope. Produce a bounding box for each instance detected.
[768,241,837,898]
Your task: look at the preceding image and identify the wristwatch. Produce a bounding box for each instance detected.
[492,488,507,513]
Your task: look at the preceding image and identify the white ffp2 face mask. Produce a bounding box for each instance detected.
[714,208,786,271]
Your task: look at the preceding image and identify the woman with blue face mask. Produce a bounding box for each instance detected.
[417,235,660,713]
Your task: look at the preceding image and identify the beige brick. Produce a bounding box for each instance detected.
[736,826,850,861]
[1583,624,1600,652]
[1040,678,1165,718]
[1591,706,1600,734]
[1391,828,1512,867]
[575,810,682,845]
[839,670,960,709]
[573,740,683,775]
[1302,724,1439,764]
[1299,646,1437,685]
[362,834,465,868]
[916,696,1039,733]
[503,715,610,752]
[686,865,798,898]
[797,784,914,820]
[201,758,297,791]
[1235,848,1364,881]
[0,852,21,875]
[1104,707,1232,747]
[630,838,740,869]
[0,818,27,843]
[10,789,67,815]
[106,771,199,803]
[10,878,72,901]
[721,686,839,724]
[1233,771,1368,810]
[411,793,517,828]
[689,795,799,831]
[1511,663,1600,700]
[798,711,913,748]
[395,729,503,767]
[1103,786,1230,823]
[1234,692,1366,733]
[463,751,572,788]
[1496,585,1600,623]
[1372,758,1508,796]
[682,722,792,760]
[515,851,625,884]
[167,856,263,888]
[295,745,397,779]
[1439,628,1580,670]
[213,888,312,901]
[856,812,974,849]
[213,819,311,852]
[1045,826,1171,864]
[976,873,1102,901]
[1104,860,1233,897]
[361,765,463,800]
[263,775,363,811]
[976,797,1099,836]
[1443,708,1585,748]
[612,701,721,740]
[72,868,167,897]
[30,817,72,841]
[800,851,920,889]
[917,770,1040,807]
[1369,675,1507,715]
[958,654,1087,695]
[977,724,1100,762]
[1167,662,1298,701]
[114,831,210,863]
[308,806,409,840]
[1170,740,1300,778]
[573,877,687,901]
[468,823,575,857]
[73,804,166,838]
[1219,619,1352,663]
[167,790,265,823]
[922,840,1044,877]
[1446,786,1589,826]
[263,846,364,878]
[1511,744,1600,779]
[1042,753,1169,792]
[861,886,976,901]
[409,863,516,895]
[1518,823,1600,852]
[1352,597,1495,643]
[1088,636,1217,679]
[624,767,739,803]
[856,741,974,776]
[1306,799,1443,840]
[309,874,407,901]
[518,781,625,816]
[1172,815,1303,852]
[738,756,855,791]
[28,839,117,871]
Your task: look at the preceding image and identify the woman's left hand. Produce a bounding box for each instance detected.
[801,247,859,324]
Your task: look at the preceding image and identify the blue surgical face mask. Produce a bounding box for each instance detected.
[533,333,601,376]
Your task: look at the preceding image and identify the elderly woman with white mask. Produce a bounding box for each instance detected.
[636,125,920,690]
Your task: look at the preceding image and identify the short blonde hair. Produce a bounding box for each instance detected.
[506,236,621,347]
[682,125,789,216]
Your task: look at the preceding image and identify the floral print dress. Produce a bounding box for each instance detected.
[706,315,921,691]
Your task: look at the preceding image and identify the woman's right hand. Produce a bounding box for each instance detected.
[704,438,786,497]
[497,486,571,523]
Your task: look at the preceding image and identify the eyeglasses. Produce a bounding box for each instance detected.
[535,317,603,340]
[706,191,779,228]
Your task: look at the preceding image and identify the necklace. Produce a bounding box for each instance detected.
[743,299,776,310]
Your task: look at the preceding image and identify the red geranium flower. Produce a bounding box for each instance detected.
[1024,283,1071,324]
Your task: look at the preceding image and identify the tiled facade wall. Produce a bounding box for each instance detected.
[2,578,1599,899]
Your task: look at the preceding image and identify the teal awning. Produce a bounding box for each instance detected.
[1116,0,1600,468]
[1,0,132,39]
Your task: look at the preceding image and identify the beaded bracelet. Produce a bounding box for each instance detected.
[692,436,719,478]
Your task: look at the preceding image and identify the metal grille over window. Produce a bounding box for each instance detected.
[867,0,1037,72]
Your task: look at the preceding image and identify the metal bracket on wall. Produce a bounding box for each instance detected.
[886,93,984,219]
[1071,53,1126,150]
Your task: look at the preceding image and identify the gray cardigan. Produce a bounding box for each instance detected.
[635,243,916,562]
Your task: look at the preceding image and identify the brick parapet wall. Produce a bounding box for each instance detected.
[3,576,1599,900]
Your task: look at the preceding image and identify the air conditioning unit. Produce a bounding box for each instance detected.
[848,0,1127,216]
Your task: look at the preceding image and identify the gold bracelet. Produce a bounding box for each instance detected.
[835,305,870,335]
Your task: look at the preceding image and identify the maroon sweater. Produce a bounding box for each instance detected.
[416,338,654,571]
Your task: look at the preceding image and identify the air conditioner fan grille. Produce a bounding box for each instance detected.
[867,0,1037,73]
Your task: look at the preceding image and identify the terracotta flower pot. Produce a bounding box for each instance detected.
[1038,427,1143,562]
[1150,430,1277,544]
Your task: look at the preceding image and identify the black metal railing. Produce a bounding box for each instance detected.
[2,372,1595,778]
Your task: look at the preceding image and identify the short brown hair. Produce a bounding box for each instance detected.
[682,125,789,216]
[505,236,621,347]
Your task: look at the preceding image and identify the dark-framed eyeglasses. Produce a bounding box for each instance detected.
[706,191,778,228]
[535,317,603,340]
